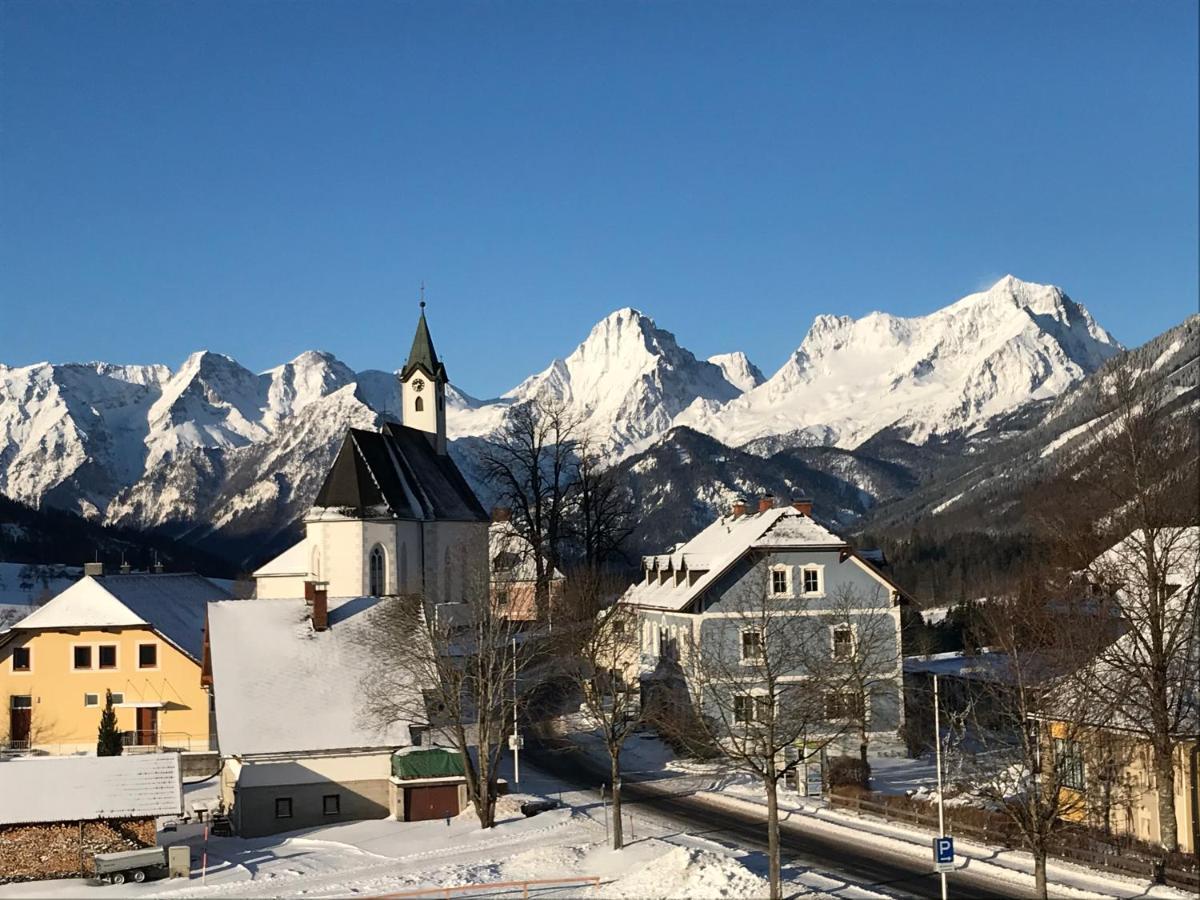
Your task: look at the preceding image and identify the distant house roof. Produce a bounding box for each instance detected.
[490,521,565,584]
[12,573,229,662]
[310,422,487,523]
[0,753,182,825]
[623,506,850,612]
[207,595,415,758]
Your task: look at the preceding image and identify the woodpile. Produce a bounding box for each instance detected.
[0,817,156,882]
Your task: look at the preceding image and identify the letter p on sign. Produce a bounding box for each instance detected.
[933,836,955,871]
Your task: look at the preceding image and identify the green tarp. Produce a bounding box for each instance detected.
[392,748,465,780]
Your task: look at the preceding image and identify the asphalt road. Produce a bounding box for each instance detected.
[525,742,1028,900]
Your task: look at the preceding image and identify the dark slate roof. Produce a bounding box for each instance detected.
[313,424,488,522]
[401,311,447,382]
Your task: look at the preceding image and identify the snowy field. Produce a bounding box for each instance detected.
[0,765,894,900]
[2,748,1192,900]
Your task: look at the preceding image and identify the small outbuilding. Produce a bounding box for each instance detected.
[0,753,182,881]
[389,748,469,821]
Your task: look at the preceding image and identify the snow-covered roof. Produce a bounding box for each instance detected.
[490,521,565,583]
[253,540,311,578]
[207,595,414,758]
[623,506,847,612]
[13,573,229,661]
[0,753,182,825]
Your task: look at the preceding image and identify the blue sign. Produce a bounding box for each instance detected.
[933,836,954,871]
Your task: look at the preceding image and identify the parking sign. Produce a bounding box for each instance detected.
[933,836,954,872]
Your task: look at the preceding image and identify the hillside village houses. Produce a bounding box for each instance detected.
[205,306,492,836]
[0,570,228,757]
[620,496,908,755]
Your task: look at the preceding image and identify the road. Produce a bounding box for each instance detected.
[525,741,1028,900]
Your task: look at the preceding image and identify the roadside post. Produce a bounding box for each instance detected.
[933,674,949,899]
[511,636,520,786]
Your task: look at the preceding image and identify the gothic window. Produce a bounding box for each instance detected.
[310,546,321,579]
[444,547,454,604]
[399,542,409,593]
[368,545,386,597]
[415,396,424,412]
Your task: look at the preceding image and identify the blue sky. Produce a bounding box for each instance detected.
[1,1,1196,397]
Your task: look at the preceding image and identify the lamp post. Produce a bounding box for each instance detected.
[934,673,948,900]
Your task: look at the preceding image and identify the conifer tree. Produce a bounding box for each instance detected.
[96,689,123,756]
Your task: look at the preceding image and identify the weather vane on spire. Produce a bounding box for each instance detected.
[419,281,426,310]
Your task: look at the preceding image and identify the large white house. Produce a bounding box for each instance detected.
[253,304,490,603]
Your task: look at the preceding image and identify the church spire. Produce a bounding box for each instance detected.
[402,295,446,382]
[400,290,448,455]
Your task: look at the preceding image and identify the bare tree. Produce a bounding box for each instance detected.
[481,396,580,618]
[1041,359,1200,853]
[819,583,903,785]
[565,438,634,571]
[963,579,1115,899]
[665,565,851,900]
[364,562,540,829]
[553,569,644,849]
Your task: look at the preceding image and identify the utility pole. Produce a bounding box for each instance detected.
[934,673,948,900]
[511,636,520,786]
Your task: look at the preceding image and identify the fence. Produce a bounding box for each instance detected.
[829,790,1199,892]
[374,876,601,898]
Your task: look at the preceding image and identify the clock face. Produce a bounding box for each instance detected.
[412,378,425,393]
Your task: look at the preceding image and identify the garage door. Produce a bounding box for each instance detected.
[404,784,460,821]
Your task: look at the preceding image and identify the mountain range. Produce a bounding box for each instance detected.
[2,275,1190,569]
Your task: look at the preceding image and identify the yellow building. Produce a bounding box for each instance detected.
[0,572,228,755]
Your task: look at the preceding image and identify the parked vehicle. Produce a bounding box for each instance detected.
[92,847,168,885]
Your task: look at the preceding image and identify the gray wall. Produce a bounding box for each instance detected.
[232,778,389,838]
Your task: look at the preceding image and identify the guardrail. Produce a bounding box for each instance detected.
[830,791,1199,892]
[374,876,601,898]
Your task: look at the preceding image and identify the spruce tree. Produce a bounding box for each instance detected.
[96,689,123,756]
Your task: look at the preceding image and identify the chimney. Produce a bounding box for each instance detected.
[306,580,329,631]
[758,494,775,513]
[84,561,104,577]
[731,497,747,519]
[119,554,131,575]
[153,561,164,574]
[491,506,512,523]
[791,496,813,516]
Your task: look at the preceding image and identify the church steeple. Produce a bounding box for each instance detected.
[400,294,448,455]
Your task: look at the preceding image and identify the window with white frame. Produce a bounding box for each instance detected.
[734,694,772,724]
[84,693,99,707]
[770,566,790,596]
[801,567,821,595]
[741,629,764,662]
[831,625,854,661]
[825,690,864,720]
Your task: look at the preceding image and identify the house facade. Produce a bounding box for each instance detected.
[620,497,907,750]
[489,508,566,623]
[0,572,228,755]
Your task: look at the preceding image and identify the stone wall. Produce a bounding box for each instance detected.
[0,817,156,882]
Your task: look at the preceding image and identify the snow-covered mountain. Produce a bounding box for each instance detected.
[676,275,1120,449]
[0,276,1129,560]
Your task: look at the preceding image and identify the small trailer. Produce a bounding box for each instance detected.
[92,847,168,885]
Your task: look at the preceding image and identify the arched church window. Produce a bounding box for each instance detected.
[443,547,454,604]
[399,542,409,594]
[369,545,386,597]
[415,396,424,412]
[310,546,321,579]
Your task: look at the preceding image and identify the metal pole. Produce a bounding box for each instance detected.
[933,674,947,900]
[512,636,520,786]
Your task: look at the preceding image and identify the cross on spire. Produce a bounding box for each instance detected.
[419,281,426,310]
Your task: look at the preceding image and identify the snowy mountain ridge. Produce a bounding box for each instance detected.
[0,276,1123,553]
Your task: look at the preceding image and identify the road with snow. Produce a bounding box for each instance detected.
[525,743,1022,900]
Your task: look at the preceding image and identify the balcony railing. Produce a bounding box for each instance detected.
[121,730,204,753]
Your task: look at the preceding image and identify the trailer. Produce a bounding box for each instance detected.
[92,847,168,885]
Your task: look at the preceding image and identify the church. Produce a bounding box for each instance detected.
[253,304,490,603]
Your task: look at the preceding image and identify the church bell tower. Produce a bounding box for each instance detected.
[400,299,448,455]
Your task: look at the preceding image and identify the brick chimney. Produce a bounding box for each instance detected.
[791,496,813,516]
[731,497,748,518]
[305,580,329,632]
[491,506,512,523]
[758,494,775,513]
